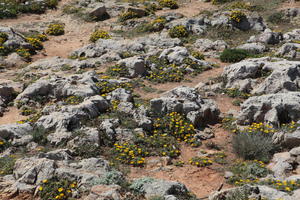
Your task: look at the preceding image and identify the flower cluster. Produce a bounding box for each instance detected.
[0,32,8,44]
[111,100,120,111]
[90,30,111,42]
[189,156,213,167]
[191,51,205,60]
[152,112,200,147]
[46,23,65,36]
[96,80,133,96]
[0,139,8,153]
[118,11,139,22]
[17,112,42,124]
[106,65,129,77]
[229,10,246,23]
[113,142,147,167]
[64,96,84,105]
[261,179,300,193]
[228,160,269,186]
[147,65,186,83]
[38,177,78,200]
[222,88,251,99]
[168,25,189,38]
[16,48,31,60]
[26,37,43,50]
[158,0,179,9]
[174,160,185,167]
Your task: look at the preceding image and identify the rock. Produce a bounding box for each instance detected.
[117,56,147,77]
[194,39,228,52]
[224,171,234,179]
[3,53,26,68]
[0,123,32,142]
[38,149,73,161]
[237,92,300,126]
[276,42,300,59]
[150,86,220,127]
[84,184,121,200]
[248,29,283,44]
[126,7,148,18]
[110,88,133,102]
[222,57,300,94]
[268,152,295,178]
[14,158,56,185]
[237,42,267,54]
[89,6,110,20]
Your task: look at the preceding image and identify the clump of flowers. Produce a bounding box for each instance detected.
[26,37,43,50]
[222,88,251,99]
[158,0,179,9]
[96,80,133,97]
[228,160,269,186]
[16,48,31,60]
[46,23,65,36]
[189,156,213,167]
[229,10,246,23]
[0,32,8,44]
[168,25,189,38]
[0,139,9,153]
[0,45,9,56]
[147,64,186,83]
[118,11,139,22]
[106,65,129,77]
[35,33,48,42]
[191,51,205,60]
[261,179,300,193]
[37,177,78,200]
[89,30,111,42]
[113,142,147,167]
[152,112,200,147]
[64,96,84,105]
[174,160,185,167]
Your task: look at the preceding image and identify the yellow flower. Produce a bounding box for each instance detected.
[38,186,43,191]
[58,187,64,192]
[42,179,48,183]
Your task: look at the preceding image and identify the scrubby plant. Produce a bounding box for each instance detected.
[0,45,10,56]
[211,0,234,5]
[174,160,185,167]
[26,37,43,50]
[64,96,84,105]
[189,156,213,167]
[168,25,189,38]
[74,144,100,158]
[144,3,161,13]
[228,160,270,185]
[229,10,246,23]
[90,30,111,42]
[261,179,300,193]
[226,1,252,10]
[232,123,279,162]
[96,80,133,97]
[46,23,65,36]
[106,64,130,77]
[31,126,48,145]
[37,177,78,200]
[267,11,287,24]
[0,156,15,176]
[16,48,31,60]
[137,17,167,33]
[93,170,126,186]
[118,11,139,22]
[158,0,178,9]
[220,48,250,63]
[222,88,251,99]
[0,32,8,44]
[0,139,9,153]
[191,51,205,60]
[130,177,155,193]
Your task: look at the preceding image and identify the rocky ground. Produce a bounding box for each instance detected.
[2,0,300,200]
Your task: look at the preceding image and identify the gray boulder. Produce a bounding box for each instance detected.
[117,56,147,78]
[237,42,267,54]
[237,92,300,126]
[248,29,283,45]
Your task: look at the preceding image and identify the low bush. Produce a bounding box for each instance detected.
[46,23,65,36]
[90,30,111,42]
[229,10,246,23]
[189,156,213,167]
[267,11,288,24]
[0,156,15,176]
[106,65,130,77]
[220,48,250,63]
[232,123,279,162]
[158,0,178,9]
[168,25,189,38]
[118,11,139,22]
[37,177,78,200]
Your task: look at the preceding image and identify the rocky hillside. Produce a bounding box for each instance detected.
[2,0,300,200]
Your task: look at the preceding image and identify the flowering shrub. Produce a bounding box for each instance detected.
[96,81,133,97]
[90,30,111,42]
[26,37,43,50]
[0,32,8,44]
[46,23,65,36]
[189,156,213,167]
[212,0,234,5]
[168,25,189,38]
[64,96,84,105]
[158,0,179,9]
[0,139,9,153]
[228,160,269,186]
[174,161,185,167]
[152,112,200,147]
[37,177,78,200]
[106,65,130,77]
[229,10,246,23]
[138,17,167,32]
[261,179,300,193]
[0,45,9,56]
[16,48,31,60]
[191,51,205,60]
[222,88,251,99]
[118,11,139,22]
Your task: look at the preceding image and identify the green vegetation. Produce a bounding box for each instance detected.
[0,0,59,19]
[220,48,250,63]
[168,25,189,38]
[46,24,65,36]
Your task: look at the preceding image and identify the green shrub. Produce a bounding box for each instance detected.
[0,139,10,153]
[168,25,189,38]
[93,170,126,186]
[37,177,78,200]
[31,126,48,145]
[229,10,246,23]
[267,11,287,24]
[118,11,139,22]
[158,0,178,9]
[191,51,205,60]
[74,144,100,158]
[211,0,234,5]
[46,24,65,36]
[0,156,15,176]
[130,177,155,193]
[232,131,278,162]
[0,32,8,44]
[26,37,43,50]
[149,196,164,200]
[90,30,111,42]
[220,48,249,63]
[106,65,130,77]
[228,160,270,185]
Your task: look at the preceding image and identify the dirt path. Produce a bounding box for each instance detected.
[0,107,26,125]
